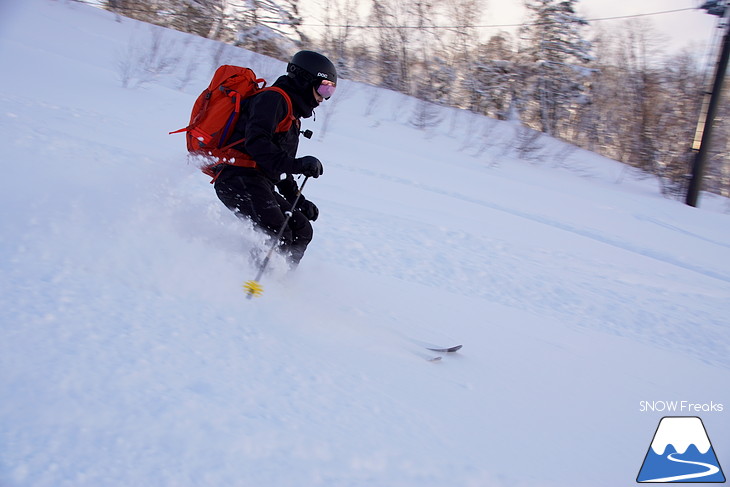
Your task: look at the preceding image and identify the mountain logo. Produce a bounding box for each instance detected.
[637,416,725,483]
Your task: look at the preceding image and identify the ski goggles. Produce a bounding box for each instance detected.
[316,79,336,99]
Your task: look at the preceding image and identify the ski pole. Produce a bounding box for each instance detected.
[244,176,309,299]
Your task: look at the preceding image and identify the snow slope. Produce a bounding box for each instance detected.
[1,1,728,486]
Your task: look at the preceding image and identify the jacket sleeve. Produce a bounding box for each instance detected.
[275,174,302,204]
[240,90,299,176]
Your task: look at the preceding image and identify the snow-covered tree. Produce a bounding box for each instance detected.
[519,0,593,136]
[463,33,517,120]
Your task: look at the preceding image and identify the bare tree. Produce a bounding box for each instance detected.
[319,0,361,78]
[443,0,484,106]
[369,0,415,94]
[116,26,180,88]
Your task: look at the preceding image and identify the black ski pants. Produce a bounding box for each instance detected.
[214,170,313,264]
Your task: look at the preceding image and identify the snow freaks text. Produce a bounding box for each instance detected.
[639,401,724,413]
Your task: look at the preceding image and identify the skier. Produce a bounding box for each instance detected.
[212,50,337,266]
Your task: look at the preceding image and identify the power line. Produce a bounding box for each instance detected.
[86,2,700,31]
[581,7,697,23]
[303,7,698,31]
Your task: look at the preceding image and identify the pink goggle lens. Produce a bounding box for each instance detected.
[317,79,336,99]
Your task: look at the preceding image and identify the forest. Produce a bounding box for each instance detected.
[100,0,730,201]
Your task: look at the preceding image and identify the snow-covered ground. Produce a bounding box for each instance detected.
[1,1,728,486]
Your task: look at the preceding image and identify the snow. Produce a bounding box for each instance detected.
[650,417,712,455]
[1,1,729,486]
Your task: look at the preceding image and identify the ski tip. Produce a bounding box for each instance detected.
[426,345,463,353]
[243,280,264,298]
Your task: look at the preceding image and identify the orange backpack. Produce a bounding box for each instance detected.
[170,65,294,179]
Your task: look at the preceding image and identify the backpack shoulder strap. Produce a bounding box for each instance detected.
[217,86,296,153]
[261,86,295,133]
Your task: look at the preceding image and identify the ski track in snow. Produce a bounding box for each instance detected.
[331,163,730,284]
[316,164,730,369]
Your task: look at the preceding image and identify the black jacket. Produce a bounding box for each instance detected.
[226,75,317,183]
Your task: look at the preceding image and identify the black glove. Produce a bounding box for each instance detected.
[295,156,324,178]
[298,199,319,221]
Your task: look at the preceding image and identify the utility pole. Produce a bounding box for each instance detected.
[686,2,730,207]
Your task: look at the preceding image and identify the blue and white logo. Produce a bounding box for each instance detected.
[637,416,725,483]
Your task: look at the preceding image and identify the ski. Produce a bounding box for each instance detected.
[426,345,463,353]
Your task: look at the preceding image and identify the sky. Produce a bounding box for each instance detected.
[564,0,720,53]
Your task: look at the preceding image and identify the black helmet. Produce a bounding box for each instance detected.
[287,50,337,86]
